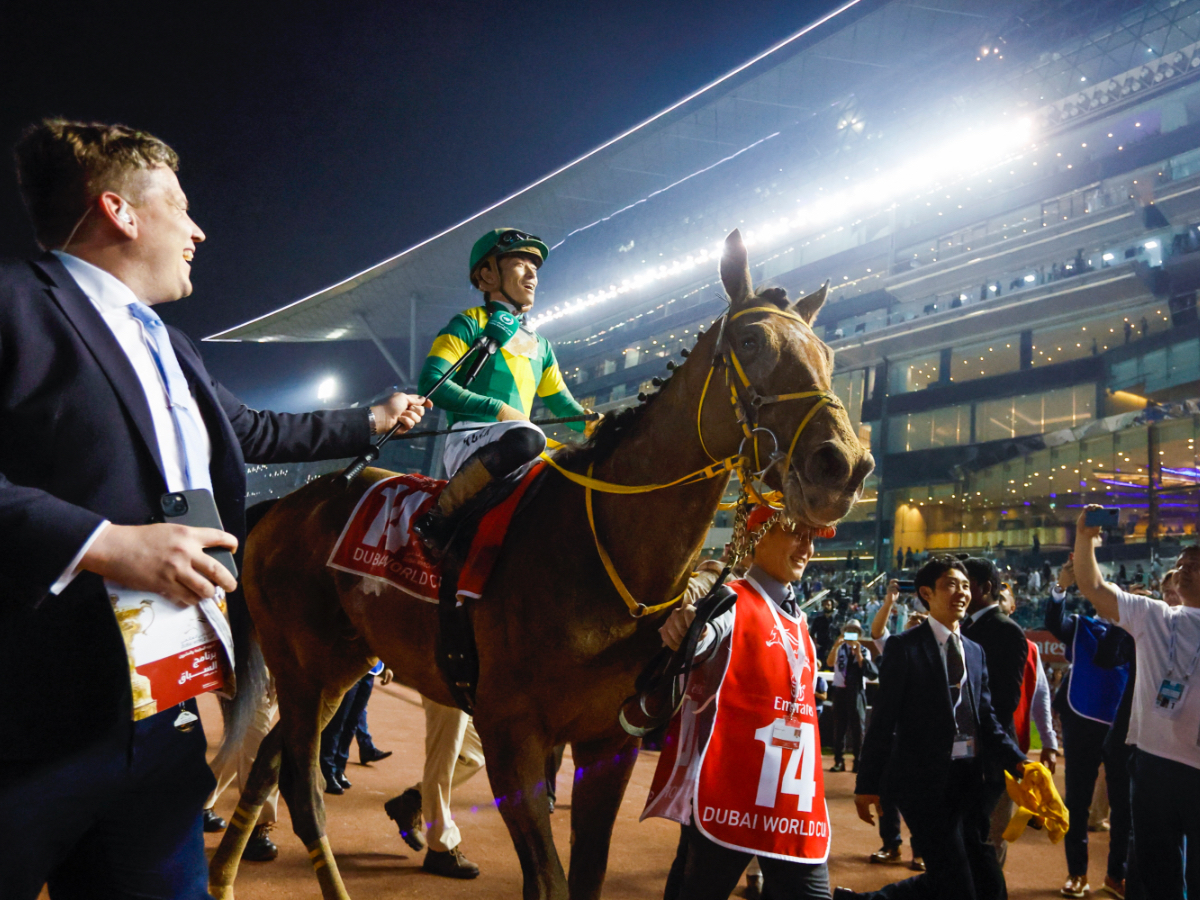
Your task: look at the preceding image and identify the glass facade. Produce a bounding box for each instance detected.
[889,352,940,394]
[887,416,1200,555]
[975,384,1095,443]
[950,335,1021,384]
[888,404,971,453]
[1029,299,1174,368]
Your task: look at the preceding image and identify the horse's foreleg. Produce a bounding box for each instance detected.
[276,689,352,900]
[566,733,640,900]
[208,724,283,900]
[479,717,566,900]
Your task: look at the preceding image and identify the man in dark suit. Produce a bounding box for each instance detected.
[834,557,1027,900]
[0,119,428,899]
[961,557,1031,865]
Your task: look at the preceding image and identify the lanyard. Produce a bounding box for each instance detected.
[762,587,807,703]
[1165,614,1200,683]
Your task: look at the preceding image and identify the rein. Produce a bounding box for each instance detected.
[540,303,841,618]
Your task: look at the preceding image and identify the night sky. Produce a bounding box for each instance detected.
[2,1,841,410]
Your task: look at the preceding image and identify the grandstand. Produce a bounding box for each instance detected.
[210,0,1200,567]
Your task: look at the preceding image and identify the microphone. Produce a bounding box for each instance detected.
[463,309,521,383]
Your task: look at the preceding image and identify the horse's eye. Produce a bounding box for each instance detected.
[740,336,758,352]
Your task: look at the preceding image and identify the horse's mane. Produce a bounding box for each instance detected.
[562,285,792,467]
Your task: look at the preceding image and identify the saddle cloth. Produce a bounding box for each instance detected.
[327,460,546,604]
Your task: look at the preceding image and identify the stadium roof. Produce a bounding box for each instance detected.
[207,0,1159,370]
[206,0,1025,347]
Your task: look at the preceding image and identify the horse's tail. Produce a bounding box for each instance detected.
[211,498,278,776]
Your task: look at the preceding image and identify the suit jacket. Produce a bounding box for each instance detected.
[855,620,1025,800]
[962,605,1030,733]
[0,254,371,761]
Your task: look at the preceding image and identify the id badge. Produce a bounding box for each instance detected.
[951,733,976,760]
[771,716,803,750]
[1154,678,1188,720]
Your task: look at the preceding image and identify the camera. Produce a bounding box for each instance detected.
[896,579,916,593]
[161,493,189,517]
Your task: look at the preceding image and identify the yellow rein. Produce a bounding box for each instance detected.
[539,304,840,618]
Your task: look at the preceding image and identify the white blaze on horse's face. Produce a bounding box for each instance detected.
[719,229,874,528]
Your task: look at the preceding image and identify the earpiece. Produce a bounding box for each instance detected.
[116,201,132,224]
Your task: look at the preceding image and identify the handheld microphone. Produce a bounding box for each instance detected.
[464,309,521,382]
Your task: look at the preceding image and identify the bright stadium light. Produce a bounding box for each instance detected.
[529,114,1037,331]
[317,377,338,403]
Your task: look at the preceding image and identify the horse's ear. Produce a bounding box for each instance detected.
[720,229,753,309]
[791,280,829,326]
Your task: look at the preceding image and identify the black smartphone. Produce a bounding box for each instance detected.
[161,489,238,580]
[1085,507,1121,529]
[896,579,917,593]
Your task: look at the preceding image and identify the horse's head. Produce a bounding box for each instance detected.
[718,229,874,527]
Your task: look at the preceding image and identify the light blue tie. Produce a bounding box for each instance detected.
[127,301,213,493]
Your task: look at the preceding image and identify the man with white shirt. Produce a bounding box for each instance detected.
[0,119,427,899]
[1072,505,1200,900]
[837,557,1027,900]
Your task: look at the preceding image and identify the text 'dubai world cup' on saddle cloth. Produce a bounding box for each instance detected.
[327,461,546,604]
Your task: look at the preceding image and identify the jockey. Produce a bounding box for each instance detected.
[648,505,832,900]
[413,228,590,551]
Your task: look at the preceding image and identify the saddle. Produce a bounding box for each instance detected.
[326,460,548,714]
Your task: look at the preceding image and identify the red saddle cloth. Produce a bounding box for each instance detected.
[327,461,545,603]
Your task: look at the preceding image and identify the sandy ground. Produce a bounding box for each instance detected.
[196,684,1110,900]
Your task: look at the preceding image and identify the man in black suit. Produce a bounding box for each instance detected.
[834,557,1027,900]
[961,557,1031,865]
[0,119,428,899]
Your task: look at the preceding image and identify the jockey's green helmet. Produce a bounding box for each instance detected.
[469,228,549,287]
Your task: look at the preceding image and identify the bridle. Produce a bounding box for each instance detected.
[539,301,843,617]
[699,303,843,485]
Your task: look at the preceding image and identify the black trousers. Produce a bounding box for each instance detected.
[665,822,831,900]
[0,699,215,900]
[1130,749,1200,900]
[1059,705,1112,877]
[858,763,1005,900]
[320,673,374,773]
[832,686,865,765]
[880,789,922,856]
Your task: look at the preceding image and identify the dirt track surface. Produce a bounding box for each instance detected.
[200,685,1101,899]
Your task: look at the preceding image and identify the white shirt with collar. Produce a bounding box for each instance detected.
[48,251,212,593]
[926,614,965,681]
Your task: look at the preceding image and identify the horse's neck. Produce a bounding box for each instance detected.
[591,336,740,602]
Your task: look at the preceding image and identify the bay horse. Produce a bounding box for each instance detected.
[208,230,873,900]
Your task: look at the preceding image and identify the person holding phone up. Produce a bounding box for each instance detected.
[827,619,878,773]
[0,120,428,900]
[1071,505,1200,900]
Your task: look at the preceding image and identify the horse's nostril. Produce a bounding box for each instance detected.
[804,442,852,487]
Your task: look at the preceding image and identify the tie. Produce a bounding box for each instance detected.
[945,634,975,739]
[127,302,212,493]
[780,584,797,617]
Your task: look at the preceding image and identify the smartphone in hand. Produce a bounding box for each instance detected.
[161,490,238,580]
[1085,507,1120,529]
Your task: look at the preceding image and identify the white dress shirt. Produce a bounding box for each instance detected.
[926,614,964,681]
[48,251,212,593]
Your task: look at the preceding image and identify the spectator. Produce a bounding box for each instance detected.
[810,596,839,666]
[839,557,1027,900]
[1072,507,1199,899]
[827,620,878,773]
[962,557,1031,868]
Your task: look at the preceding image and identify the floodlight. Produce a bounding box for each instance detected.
[317,377,338,402]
